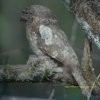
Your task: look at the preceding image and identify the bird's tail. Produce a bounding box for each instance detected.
[72,66,90,98]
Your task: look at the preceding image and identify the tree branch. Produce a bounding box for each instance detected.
[0,55,62,82]
[0,54,100,97]
[0,55,76,84]
[63,0,100,98]
[63,0,100,50]
[81,36,100,98]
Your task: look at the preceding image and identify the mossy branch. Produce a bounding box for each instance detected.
[81,36,100,98]
[0,53,100,97]
[63,0,100,50]
[63,0,100,98]
[0,55,76,84]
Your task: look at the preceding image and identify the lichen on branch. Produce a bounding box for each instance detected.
[63,0,100,50]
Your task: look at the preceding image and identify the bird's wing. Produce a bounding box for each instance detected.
[38,25,90,97]
[38,24,78,65]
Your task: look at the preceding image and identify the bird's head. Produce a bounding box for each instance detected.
[20,5,57,24]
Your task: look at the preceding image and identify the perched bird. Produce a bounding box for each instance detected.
[20,5,90,97]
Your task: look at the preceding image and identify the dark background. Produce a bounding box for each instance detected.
[0,0,99,100]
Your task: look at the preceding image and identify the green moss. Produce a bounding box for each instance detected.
[34,61,40,67]
[43,69,50,76]
[27,69,34,75]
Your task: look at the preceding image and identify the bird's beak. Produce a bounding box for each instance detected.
[22,10,26,13]
[20,16,28,22]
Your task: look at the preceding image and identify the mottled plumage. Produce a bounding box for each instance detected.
[20,5,90,97]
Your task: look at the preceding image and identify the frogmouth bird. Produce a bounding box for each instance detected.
[20,5,90,97]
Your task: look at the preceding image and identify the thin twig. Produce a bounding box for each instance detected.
[70,20,78,46]
[48,86,55,100]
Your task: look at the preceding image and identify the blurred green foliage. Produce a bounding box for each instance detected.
[0,0,99,100]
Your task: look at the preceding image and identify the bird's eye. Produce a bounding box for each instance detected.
[22,10,28,14]
[25,12,28,14]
